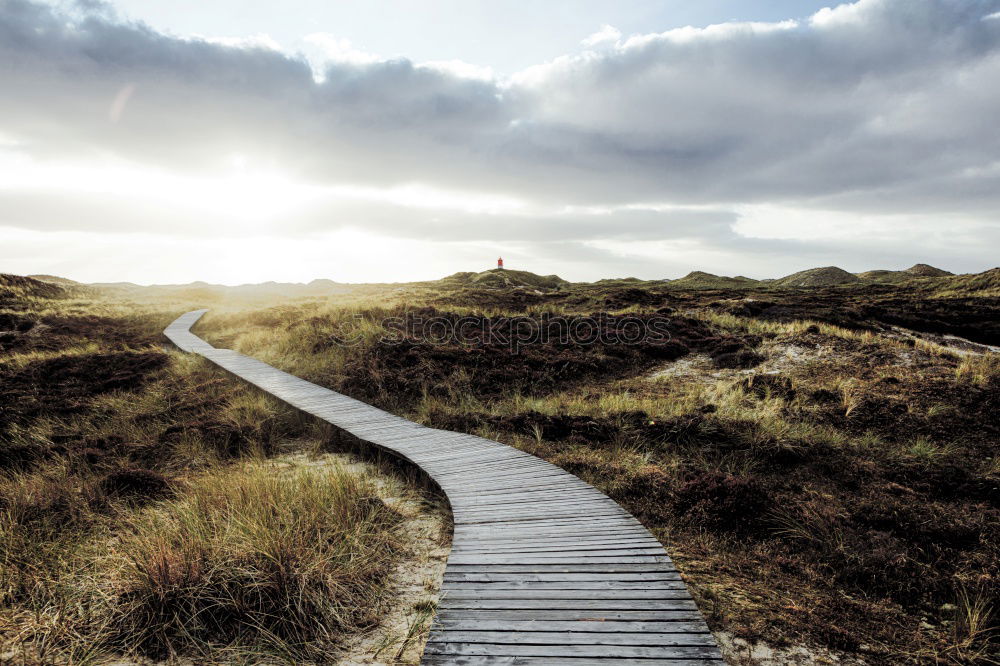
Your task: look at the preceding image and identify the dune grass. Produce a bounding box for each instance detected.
[1,461,407,663]
[955,353,1000,386]
[108,461,404,661]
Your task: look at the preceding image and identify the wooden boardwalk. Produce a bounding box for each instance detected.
[165,310,724,665]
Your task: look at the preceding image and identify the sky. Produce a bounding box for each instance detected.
[1,0,999,285]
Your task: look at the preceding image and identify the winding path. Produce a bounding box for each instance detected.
[165,310,724,665]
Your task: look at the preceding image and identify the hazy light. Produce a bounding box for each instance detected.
[0,155,328,228]
[0,225,504,285]
[108,84,136,123]
[733,204,961,243]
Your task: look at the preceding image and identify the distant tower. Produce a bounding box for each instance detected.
[497,257,504,270]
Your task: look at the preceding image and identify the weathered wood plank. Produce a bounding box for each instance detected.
[433,610,707,622]
[442,581,688,590]
[445,555,673,565]
[451,538,663,552]
[430,619,711,633]
[440,589,693,600]
[436,599,699,611]
[421,657,724,665]
[452,527,653,541]
[448,548,668,560]
[442,573,683,583]
[443,564,679,573]
[421,643,723,658]
[425,631,719,646]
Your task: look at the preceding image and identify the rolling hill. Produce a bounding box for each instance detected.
[442,268,569,290]
[772,266,861,288]
[668,271,760,289]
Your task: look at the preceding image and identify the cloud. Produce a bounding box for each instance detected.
[302,32,381,71]
[290,202,739,244]
[1,0,1000,280]
[582,24,621,47]
[507,0,1000,205]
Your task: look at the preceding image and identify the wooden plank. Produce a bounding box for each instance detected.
[443,581,689,591]
[449,538,655,549]
[434,469,568,483]
[451,538,657,550]
[453,498,618,513]
[426,454,551,467]
[452,527,652,541]
[437,469,572,484]
[456,513,640,526]
[448,545,667,556]
[421,643,723,659]
[434,564,680,573]
[442,573,683,583]
[453,510,632,525]
[425,631,719,646]
[433,610,706,622]
[423,453,542,467]
[451,537,663,550]
[430,619,711,633]
[421,657,724,665]
[452,507,630,522]
[445,478,591,493]
[453,530,650,542]
[437,600,698,611]
[453,526,650,539]
[445,555,673,565]
[451,491,604,505]
[450,491,622,514]
[441,590,693,600]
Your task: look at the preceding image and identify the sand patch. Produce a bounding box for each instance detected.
[716,631,868,665]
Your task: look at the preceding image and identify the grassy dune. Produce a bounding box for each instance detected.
[4,270,997,663]
[191,271,999,664]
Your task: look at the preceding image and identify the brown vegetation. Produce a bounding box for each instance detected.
[194,267,1000,664]
[5,265,998,664]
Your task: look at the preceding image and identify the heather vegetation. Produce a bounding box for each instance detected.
[191,266,1000,664]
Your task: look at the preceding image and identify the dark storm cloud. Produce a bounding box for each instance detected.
[1,0,999,264]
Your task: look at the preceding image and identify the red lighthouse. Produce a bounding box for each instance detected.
[497,257,504,270]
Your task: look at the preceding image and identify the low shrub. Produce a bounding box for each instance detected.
[672,471,771,534]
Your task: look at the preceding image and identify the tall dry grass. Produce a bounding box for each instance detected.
[1,461,406,663]
[107,461,404,661]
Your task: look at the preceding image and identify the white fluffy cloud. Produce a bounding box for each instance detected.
[582,24,622,47]
[1,0,999,282]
